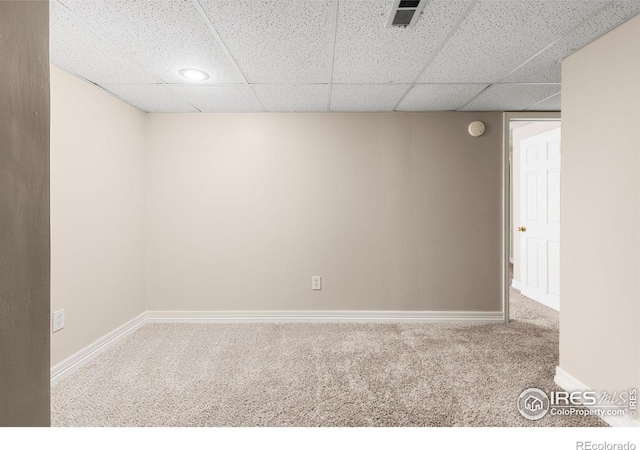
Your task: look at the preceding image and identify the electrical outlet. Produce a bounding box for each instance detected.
[52,309,65,333]
[312,276,322,291]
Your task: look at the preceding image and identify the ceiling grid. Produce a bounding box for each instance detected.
[392,0,479,111]
[326,0,340,112]
[50,0,640,113]
[190,0,266,112]
[52,0,164,85]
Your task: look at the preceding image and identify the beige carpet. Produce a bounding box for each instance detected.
[51,287,604,427]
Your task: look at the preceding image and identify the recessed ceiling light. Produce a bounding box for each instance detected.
[178,68,210,81]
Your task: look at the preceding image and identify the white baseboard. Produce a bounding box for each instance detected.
[50,312,147,386]
[50,309,503,385]
[554,367,640,427]
[511,279,522,291]
[145,310,504,324]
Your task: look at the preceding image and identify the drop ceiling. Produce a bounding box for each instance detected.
[50,0,640,113]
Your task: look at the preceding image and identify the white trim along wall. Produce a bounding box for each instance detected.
[51,310,502,385]
[555,367,640,427]
[51,313,639,428]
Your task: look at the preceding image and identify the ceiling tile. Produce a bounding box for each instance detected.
[198,0,335,84]
[50,0,640,113]
[503,1,640,83]
[332,0,473,83]
[50,1,158,84]
[499,57,560,84]
[419,1,609,83]
[57,0,245,84]
[460,84,560,111]
[252,85,330,112]
[549,1,640,62]
[526,93,561,111]
[102,84,198,113]
[169,85,264,113]
[330,84,410,111]
[397,84,488,111]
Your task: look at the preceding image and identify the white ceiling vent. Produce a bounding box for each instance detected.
[385,0,427,29]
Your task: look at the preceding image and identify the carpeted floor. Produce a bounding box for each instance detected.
[50,287,605,427]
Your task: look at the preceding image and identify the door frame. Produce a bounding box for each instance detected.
[502,112,561,323]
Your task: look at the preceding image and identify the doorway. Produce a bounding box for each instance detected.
[503,112,561,322]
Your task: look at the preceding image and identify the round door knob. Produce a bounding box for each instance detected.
[518,226,527,232]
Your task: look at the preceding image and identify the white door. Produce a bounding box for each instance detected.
[519,128,561,310]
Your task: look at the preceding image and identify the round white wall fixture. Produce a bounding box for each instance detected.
[468,121,486,137]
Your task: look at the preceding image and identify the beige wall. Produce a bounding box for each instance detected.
[50,70,504,370]
[145,112,503,312]
[0,1,50,427]
[511,121,560,285]
[561,14,640,392]
[50,66,146,366]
